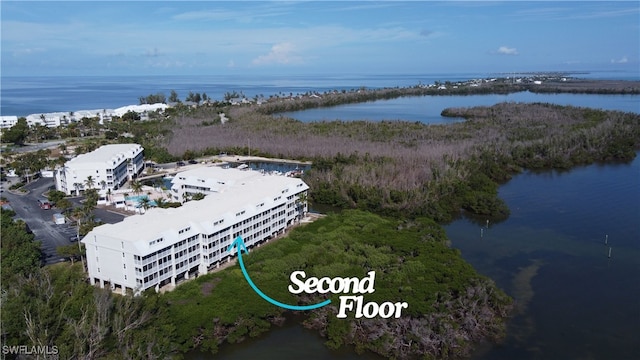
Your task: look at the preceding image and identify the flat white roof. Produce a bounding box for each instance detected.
[66,144,142,167]
[171,166,265,190]
[84,167,308,252]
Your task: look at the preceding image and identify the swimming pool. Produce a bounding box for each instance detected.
[125,195,158,207]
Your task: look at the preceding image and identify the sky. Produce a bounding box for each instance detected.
[1,1,639,77]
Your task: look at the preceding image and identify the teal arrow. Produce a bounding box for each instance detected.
[227,236,331,311]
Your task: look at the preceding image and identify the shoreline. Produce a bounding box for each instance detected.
[3,77,638,119]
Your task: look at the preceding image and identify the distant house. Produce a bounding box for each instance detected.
[0,116,18,129]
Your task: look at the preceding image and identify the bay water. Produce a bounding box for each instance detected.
[280,92,640,124]
[2,74,638,358]
[445,155,640,360]
[185,154,639,360]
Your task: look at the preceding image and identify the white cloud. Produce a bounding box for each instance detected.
[496,46,519,55]
[227,60,236,68]
[611,56,628,64]
[251,42,303,66]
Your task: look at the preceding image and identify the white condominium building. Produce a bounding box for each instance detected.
[169,166,273,202]
[55,143,144,195]
[82,167,309,295]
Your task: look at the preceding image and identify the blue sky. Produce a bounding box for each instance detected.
[2,1,639,76]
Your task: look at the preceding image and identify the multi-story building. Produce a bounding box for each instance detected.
[0,116,19,129]
[82,167,309,295]
[169,166,265,202]
[55,143,144,196]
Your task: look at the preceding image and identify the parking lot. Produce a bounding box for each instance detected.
[2,177,125,265]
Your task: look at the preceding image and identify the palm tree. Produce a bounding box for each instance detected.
[71,207,86,270]
[85,175,95,190]
[155,197,166,208]
[100,180,106,190]
[73,182,82,196]
[139,197,151,213]
[130,180,143,196]
[106,188,112,205]
[296,192,308,221]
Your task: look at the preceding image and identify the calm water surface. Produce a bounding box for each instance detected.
[281,92,640,123]
[187,156,639,359]
[445,154,640,360]
[0,73,498,116]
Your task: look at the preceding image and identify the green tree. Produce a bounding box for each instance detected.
[11,150,48,183]
[130,180,143,196]
[122,111,141,122]
[47,189,67,204]
[85,175,96,190]
[57,243,84,265]
[169,90,180,103]
[73,182,82,196]
[56,197,73,214]
[0,209,41,283]
[1,117,29,145]
[155,197,166,208]
[139,197,152,212]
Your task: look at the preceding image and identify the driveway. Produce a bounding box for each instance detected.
[3,177,126,265]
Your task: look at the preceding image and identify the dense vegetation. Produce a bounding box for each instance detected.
[1,207,510,359]
[2,79,639,359]
[164,102,639,222]
[155,210,512,359]
[0,208,178,359]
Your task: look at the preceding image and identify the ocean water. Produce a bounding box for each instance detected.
[1,73,489,116]
[2,70,638,117]
[3,72,639,359]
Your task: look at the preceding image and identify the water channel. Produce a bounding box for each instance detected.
[187,93,639,359]
[280,91,640,124]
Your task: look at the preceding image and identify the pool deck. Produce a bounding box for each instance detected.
[138,155,311,182]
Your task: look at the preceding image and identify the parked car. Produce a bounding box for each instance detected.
[188,159,198,164]
[176,161,186,167]
[69,235,81,242]
[38,199,51,210]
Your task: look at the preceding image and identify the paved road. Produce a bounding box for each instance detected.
[8,140,66,154]
[3,177,125,265]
